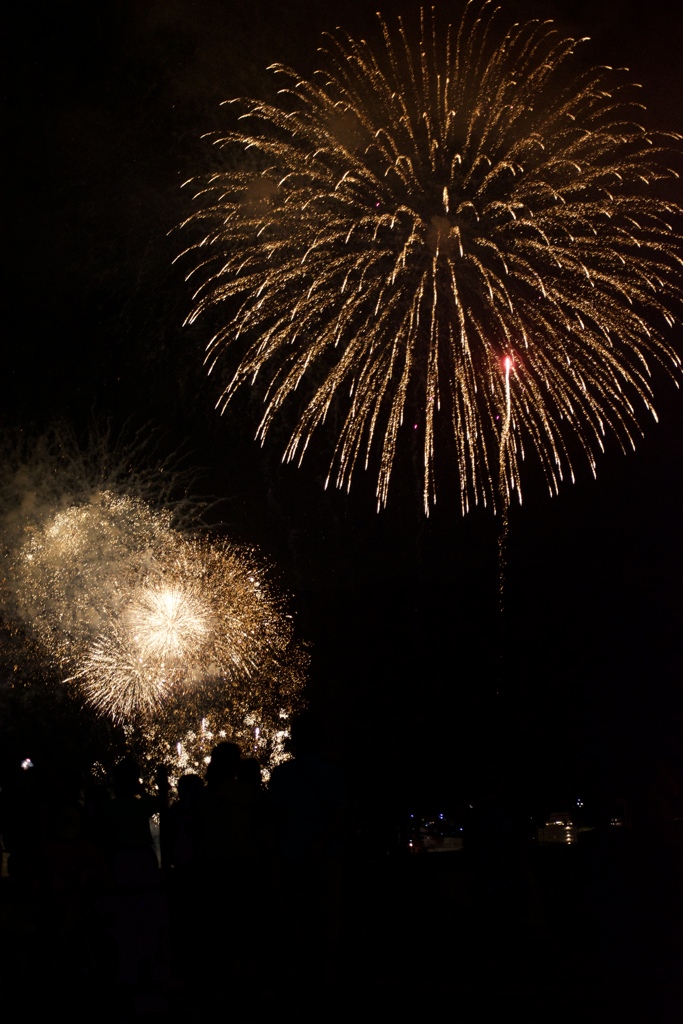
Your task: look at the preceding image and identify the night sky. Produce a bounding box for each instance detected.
[4,0,683,807]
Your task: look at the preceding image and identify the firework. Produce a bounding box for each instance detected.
[75,532,307,723]
[0,427,308,766]
[76,621,173,720]
[14,490,172,664]
[181,2,683,514]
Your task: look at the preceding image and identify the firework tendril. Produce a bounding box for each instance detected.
[181,2,683,514]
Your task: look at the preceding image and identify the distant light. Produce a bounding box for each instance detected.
[21,758,33,770]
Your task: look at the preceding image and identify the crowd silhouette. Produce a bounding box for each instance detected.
[2,720,683,1023]
[0,714,349,1022]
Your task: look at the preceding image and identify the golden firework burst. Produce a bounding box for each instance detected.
[181,2,683,513]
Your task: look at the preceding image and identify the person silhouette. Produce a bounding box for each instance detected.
[268,714,347,991]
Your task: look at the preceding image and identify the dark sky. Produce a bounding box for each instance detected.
[4,0,683,802]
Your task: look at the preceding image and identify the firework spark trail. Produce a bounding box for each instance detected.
[181,1,683,514]
[498,355,512,614]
